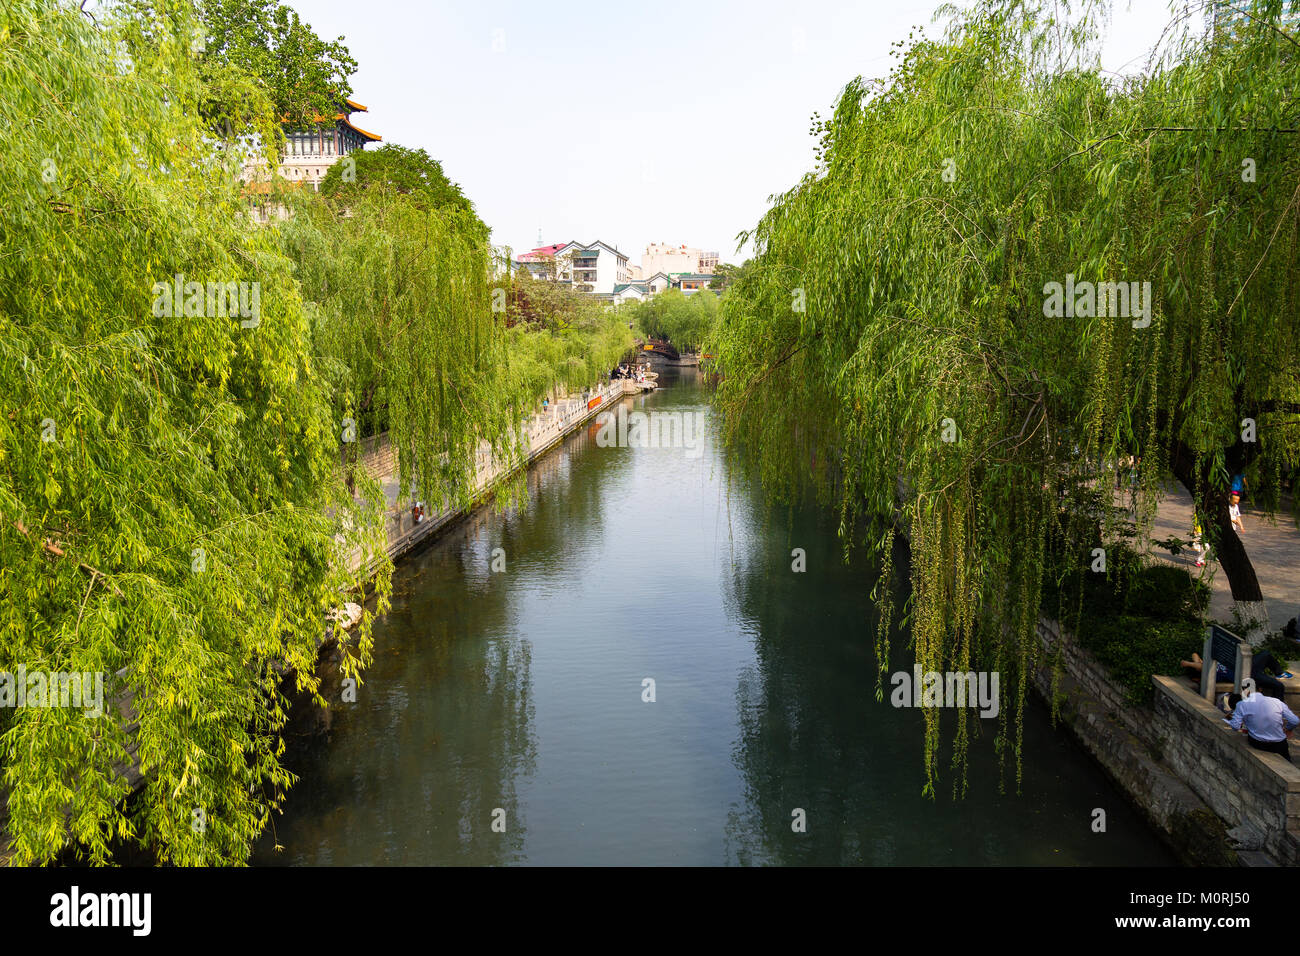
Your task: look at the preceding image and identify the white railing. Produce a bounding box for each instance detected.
[367,380,626,559]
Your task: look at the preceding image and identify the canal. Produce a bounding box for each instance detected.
[254,367,1175,866]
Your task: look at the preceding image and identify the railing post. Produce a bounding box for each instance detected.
[1201,627,1215,702]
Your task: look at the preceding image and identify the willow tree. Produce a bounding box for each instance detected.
[487,268,636,407]
[627,288,719,353]
[710,0,1300,794]
[280,186,526,511]
[0,0,384,864]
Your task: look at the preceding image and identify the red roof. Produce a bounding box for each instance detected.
[518,243,567,261]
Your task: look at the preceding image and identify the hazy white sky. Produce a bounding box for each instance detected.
[281,0,1180,267]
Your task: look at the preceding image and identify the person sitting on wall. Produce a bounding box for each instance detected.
[1226,687,1300,761]
[1180,652,1232,687]
[1180,650,1292,699]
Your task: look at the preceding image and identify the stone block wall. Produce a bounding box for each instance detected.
[1150,676,1300,865]
[1034,616,1300,865]
[357,433,397,481]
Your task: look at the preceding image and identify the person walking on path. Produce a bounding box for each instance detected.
[1230,492,1245,535]
[1191,514,1208,567]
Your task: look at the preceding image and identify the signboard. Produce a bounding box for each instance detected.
[1201,624,1251,700]
[587,395,602,410]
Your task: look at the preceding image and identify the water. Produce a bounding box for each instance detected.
[254,367,1174,866]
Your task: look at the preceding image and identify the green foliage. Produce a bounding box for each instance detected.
[319,144,482,230]
[1044,544,1207,705]
[494,275,635,407]
[1089,619,1204,706]
[624,288,719,352]
[708,261,751,291]
[709,0,1300,792]
[0,0,632,867]
[196,0,357,135]
[0,0,382,864]
[279,186,519,508]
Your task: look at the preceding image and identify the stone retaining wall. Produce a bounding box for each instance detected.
[356,378,634,572]
[357,433,397,480]
[1035,616,1300,866]
[1151,676,1300,865]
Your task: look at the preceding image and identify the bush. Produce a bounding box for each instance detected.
[1086,616,1205,705]
[1043,542,1207,704]
[1126,563,1210,620]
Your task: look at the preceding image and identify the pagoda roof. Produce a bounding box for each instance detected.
[284,96,382,141]
[340,117,382,141]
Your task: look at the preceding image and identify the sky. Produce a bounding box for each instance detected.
[281,0,1182,269]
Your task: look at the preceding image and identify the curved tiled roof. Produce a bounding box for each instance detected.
[340,117,382,141]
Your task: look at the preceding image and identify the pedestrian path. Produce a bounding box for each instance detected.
[1144,482,1299,631]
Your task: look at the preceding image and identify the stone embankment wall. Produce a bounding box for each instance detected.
[357,433,397,479]
[1035,617,1300,866]
[352,378,636,572]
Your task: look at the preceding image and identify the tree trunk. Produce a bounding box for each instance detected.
[1167,436,1268,637]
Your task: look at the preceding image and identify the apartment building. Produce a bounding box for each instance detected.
[642,242,720,277]
[515,240,631,294]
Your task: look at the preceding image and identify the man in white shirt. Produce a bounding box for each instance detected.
[1229,492,1245,534]
[1228,689,1299,761]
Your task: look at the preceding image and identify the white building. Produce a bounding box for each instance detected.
[241,98,382,222]
[243,98,381,192]
[516,240,631,295]
[611,284,648,306]
[611,271,704,305]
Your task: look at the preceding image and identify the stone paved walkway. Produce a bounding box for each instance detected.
[1144,482,1299,632]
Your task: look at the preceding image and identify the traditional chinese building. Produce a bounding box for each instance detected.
[243,97,381,194]
[277,98,382,190]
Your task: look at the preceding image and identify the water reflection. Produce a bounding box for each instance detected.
[257,367,1174,866]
